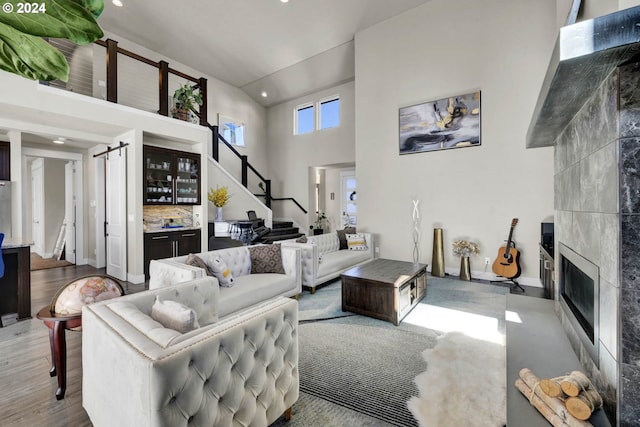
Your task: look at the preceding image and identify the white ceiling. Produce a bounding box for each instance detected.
[98,0,432,106]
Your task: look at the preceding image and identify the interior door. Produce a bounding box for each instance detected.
[64,161,76,263]
[105,146,127,281]
[341,171,357,226]
[31,158,44,256]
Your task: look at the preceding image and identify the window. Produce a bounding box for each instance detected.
[295,104,315,135]
[294,95,341,135]
[319,97,340,129]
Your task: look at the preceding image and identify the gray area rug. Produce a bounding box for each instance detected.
[283,276,507,427]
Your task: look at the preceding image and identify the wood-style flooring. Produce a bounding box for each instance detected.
[0,265,144,427]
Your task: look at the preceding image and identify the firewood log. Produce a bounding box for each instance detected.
[515,379,571,427]
[565,389,603,421]
[540,377,565,398]
[518,368,592,427]
[560,371,594,397]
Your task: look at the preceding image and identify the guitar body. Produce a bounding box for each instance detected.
[492,218,522,279]
[492,245,521,279]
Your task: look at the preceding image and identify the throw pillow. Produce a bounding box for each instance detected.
[248,244,285,274]
[346,233,368,251]
[296,235,308,243]
[337,227,357,250]
[151,296,200,333]
[208,256,235,287]
[186,253,213,276]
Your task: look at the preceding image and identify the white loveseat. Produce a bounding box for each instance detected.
[149,245,301,317]
[282,231,374,293]
[82,277,299,427]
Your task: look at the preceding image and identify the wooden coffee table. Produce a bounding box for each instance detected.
[341,258,427,326]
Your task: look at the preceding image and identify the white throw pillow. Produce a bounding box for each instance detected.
[150,296,200,333]
[346,233,368,251]
[208,256,235,287]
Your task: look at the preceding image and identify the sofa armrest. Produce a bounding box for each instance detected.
[281,246,302,294]
[149,259,211,289]
[281,242,318,288]
[83,296,299,427]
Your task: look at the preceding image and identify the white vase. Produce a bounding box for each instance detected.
[215,207,223,221]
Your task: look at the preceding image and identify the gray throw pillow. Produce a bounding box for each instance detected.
[186,253,213,276]
[248,244,285,274]
[337,227,357,250]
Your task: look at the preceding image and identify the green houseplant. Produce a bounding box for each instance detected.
[172,84,203,122]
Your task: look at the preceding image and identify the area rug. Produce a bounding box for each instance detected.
[297,276,507,427]
[30,253,73,270]
[298,280,355,323]
[407,331,506,427]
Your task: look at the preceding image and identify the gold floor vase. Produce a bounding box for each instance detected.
[459,256,471,281]
[431,228,445,277]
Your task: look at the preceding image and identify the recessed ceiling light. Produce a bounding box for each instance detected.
[112,0,123,7]
[261,91,268,98]
[280,0,289,3]
[53,138,65,145]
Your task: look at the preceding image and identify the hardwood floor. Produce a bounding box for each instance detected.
[0,265,144,427]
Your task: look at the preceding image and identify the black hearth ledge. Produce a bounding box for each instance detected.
[527,5,640,148]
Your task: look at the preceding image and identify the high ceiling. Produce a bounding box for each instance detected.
[98,0,432,106]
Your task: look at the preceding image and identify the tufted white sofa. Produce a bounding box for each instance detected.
[149,245,301,317]
[282,232,374,293]
[82,276,299,427]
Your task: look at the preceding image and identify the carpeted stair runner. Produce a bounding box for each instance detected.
[260,220,304,243]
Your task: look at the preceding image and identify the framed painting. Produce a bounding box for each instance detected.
[399,91,481,155]
[218,114,245,146]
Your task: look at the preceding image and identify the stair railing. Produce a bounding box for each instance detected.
[208,125,307,214]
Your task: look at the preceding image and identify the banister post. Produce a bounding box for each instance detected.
[241,156,248,187]
[211,125,219,161]
[198,78,208,126]
[106,39,118,103]
[158,60,169,116]
[265,180,272,208]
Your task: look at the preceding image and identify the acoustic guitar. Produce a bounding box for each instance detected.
[492,218,521,279]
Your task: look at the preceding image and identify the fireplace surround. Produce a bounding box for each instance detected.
[558,242,599,367]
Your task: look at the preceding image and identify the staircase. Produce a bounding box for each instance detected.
[259,220,304,243]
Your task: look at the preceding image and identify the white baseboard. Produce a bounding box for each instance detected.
[428,266,542,288]
[127,272,145,285]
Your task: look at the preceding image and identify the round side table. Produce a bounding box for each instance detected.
[36,306,82,400]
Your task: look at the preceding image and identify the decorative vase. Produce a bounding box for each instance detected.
[431,228,445,277]
[459,256,471,281]
[215,207,223,221]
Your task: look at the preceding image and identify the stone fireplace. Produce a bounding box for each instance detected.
[527,6,640,425]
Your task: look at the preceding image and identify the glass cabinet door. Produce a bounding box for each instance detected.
[175,155,200,204]
[145,149,173,204]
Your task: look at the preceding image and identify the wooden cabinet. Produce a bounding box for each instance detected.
[540,245,555,299]
[143,145,200,205]
[0,141,10,181]
[144,230,201,278]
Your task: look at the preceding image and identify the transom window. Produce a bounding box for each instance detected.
[294,95,340,135]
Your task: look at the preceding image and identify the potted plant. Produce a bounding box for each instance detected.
[172,84,203,122]
[452,239,480,281]
[312,211,328,235]
[208,186,231,221]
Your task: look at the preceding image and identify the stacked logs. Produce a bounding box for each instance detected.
[515,368,603,426]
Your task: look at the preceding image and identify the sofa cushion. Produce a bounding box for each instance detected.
[346,233,368,250]
[317,250,371,278]
[336,227,356,250]
[249,244,285,274]
[186,254,213,276]
[209,256,235,287]
[151,296,200,333]
[218,274,297,318]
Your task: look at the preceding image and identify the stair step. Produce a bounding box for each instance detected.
[268,227,299,236]
[273,221,293,229]
[262,232,304,243]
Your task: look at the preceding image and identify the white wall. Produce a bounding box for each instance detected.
[556,0,640,28]
[355,0,556,283]
[266,80,355,230]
